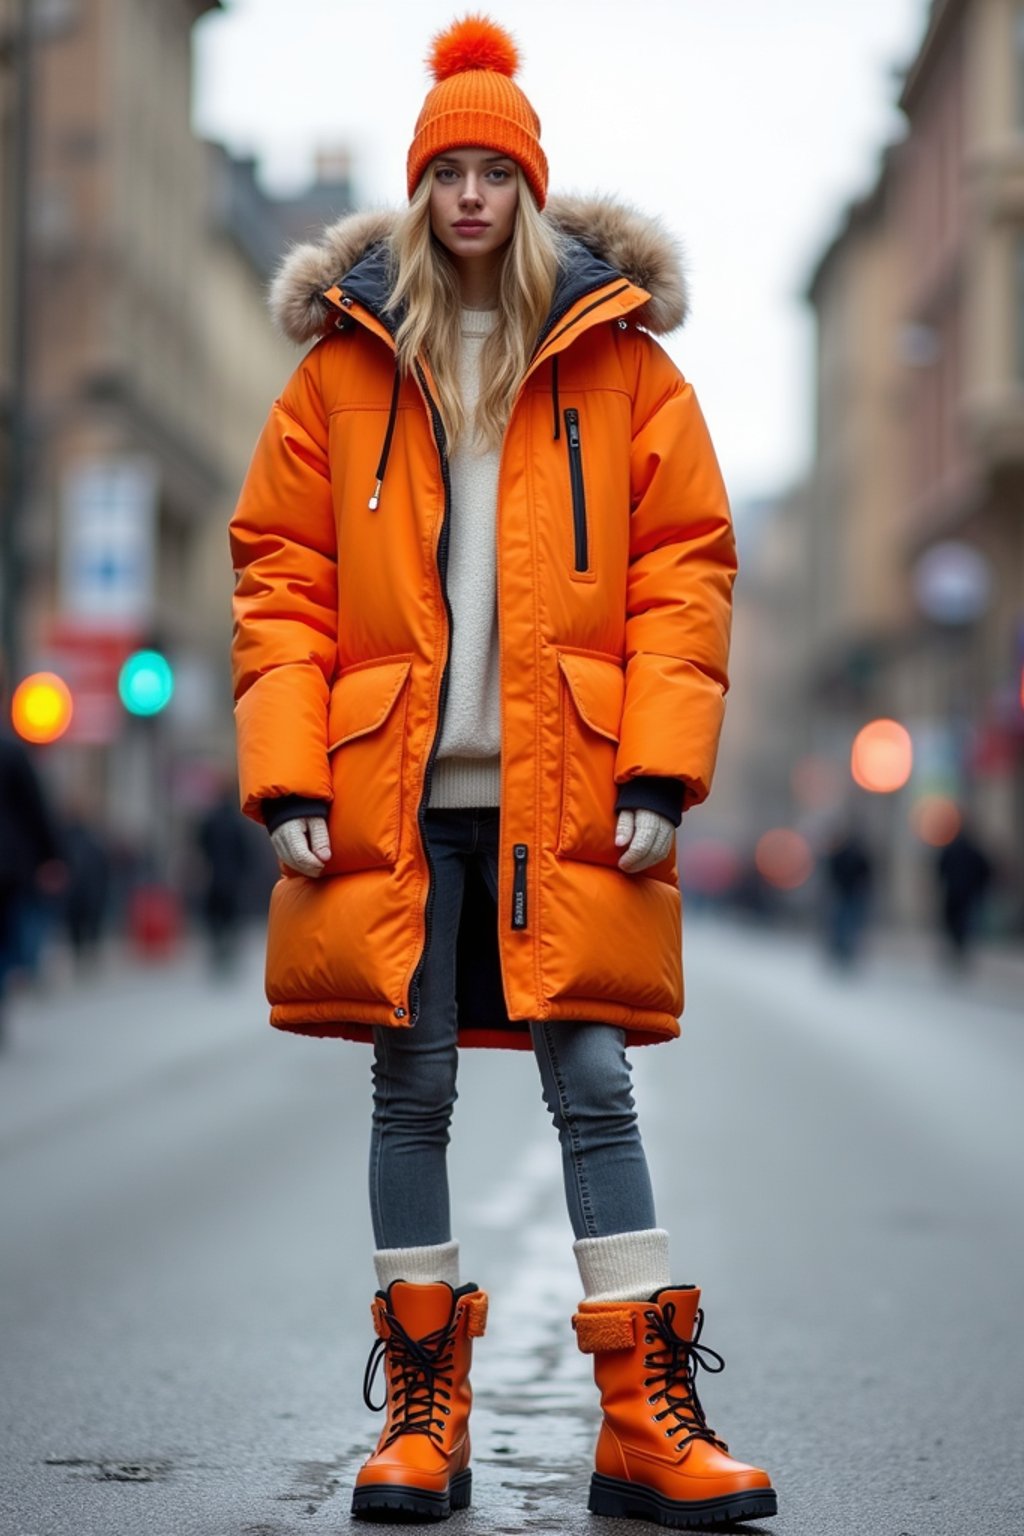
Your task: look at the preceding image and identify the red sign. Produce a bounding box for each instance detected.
[39,622,144,745]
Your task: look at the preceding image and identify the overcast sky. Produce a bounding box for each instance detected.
[193,0,930,506]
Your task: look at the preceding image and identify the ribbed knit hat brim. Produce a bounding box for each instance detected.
[406,16,548,208]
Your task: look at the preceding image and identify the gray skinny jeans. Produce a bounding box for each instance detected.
[369,806,658,1247]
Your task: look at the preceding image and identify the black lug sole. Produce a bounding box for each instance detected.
[588,1471,777,1528]
[351,1468,471,1521]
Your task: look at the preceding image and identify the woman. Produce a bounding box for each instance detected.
[230,15,776,1528]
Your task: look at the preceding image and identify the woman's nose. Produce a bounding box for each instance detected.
[460,178,483,206]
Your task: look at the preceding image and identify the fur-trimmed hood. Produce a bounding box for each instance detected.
[269,194,689,346]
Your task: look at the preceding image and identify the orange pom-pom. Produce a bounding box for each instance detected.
[427,14,520,82]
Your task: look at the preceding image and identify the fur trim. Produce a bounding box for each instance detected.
[545,194,688,336]
[572,1307,637,1353]
[268,195,689,345]
[267,209,396,347]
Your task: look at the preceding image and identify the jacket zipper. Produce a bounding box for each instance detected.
[334,284,634,1015]
[564,408,588,572]
[511,843,528,930]
[407,361,454,1025]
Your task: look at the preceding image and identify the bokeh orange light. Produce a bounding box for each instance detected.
[755,828,814,890]
[11,672,74,745]
[851,718,913,793]
[911,795,961,847]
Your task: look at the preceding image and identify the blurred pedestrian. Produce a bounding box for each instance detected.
[0,723,64,1044]
[821,822,874,967]
[61,809,112,970]
[230,15,774,1528]
[195,778,252,974]
[936,820,994,970]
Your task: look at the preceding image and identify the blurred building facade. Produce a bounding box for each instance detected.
[728,0,1024,929]
[0,2,14,430]
[1,0,26,674]
[3,0,351,866]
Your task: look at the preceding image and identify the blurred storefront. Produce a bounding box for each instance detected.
[1,0,352,873]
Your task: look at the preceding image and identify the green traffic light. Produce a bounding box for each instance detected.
[118,650,174,716]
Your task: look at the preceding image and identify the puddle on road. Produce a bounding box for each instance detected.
[463,1218,603,1531]
[43,1455,174,1483]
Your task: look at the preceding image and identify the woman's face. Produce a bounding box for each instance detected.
[428,147,519,264]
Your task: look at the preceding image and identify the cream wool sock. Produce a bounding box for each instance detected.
[573,1228,672,1303]
[373,1239,460,1291]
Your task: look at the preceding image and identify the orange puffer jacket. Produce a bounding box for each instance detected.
[230,195,736,1048]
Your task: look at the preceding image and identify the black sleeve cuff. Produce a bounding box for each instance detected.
[262,795,330,835]
[614,776,686,828]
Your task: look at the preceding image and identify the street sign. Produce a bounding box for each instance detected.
[59,456,158,629]
[40,622,141,745]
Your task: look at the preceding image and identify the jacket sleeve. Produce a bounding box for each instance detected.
[615,334,737,813]
[230,344,338,823]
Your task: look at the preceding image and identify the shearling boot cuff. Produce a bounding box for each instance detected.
[373,1239,460,1290]
[573,1228,671,1303]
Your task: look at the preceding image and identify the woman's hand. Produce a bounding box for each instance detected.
[615,808,675,874]
[270,816,332,877]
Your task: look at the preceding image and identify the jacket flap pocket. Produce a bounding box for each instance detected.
[557,650,624,742]
[328,657,413,751]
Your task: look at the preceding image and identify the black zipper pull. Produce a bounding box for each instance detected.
[511,843,528,930]
[566,407,580,448]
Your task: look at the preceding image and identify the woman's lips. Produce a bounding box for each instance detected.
[453,221,489,233]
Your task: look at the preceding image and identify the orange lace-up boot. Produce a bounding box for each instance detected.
[351,1280,488,1521]
[573,1285,777,1528]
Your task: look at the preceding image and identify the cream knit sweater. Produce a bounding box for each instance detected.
[427,307,503,809]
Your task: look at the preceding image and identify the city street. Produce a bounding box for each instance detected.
[1,918,1022,1536]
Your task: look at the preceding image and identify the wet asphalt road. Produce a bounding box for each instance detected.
[1,918,1022,1536]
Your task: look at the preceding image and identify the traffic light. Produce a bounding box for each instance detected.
[118,649,174,716]
[11,671,74,744]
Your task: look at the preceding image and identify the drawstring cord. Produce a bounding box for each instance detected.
[551,354,560,440]
[369,364,403,510]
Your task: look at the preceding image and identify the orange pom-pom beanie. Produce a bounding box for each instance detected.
[407,14,549,209]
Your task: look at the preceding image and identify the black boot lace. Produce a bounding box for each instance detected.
[642,1301,730,1456]
[362,1303,459,1449]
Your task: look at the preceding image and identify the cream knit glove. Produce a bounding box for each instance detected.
[270,816,331,878]
[615,808,674,873]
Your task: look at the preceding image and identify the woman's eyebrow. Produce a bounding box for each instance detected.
[437,154,514,166]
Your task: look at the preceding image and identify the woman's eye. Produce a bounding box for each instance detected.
[436,168,458,182]
[488,168,510,182]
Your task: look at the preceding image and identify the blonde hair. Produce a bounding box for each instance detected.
[387,167,565,451]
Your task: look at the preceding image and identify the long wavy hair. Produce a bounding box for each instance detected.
[386,166,565,452]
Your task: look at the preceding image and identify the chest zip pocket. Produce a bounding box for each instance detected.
[564,409,589,573]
